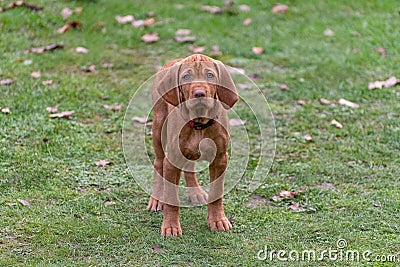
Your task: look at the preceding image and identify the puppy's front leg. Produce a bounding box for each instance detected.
[161,157,182,237]
[207,152,232,232]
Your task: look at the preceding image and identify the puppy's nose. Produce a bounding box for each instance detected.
[193,89,206,98]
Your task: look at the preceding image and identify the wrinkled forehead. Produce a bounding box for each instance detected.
[179,61,217,73]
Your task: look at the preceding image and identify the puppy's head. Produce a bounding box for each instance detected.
[156,54,238,112]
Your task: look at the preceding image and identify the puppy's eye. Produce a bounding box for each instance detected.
[207,72,214,79]
[183,73,191,80]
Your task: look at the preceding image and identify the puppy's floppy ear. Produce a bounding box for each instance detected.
[154,63,182,106]
[214,60,238,109]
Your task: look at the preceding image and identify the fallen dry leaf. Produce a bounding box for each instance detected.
[239,4,250,12]
[61,7,73,19]
[338,98,359,108]
[82,65,96,72]
[243,17,252,26]
[152,244,164,253]
[319,98,333,105]
[188,45,206,53]
[17,198,30,206]
[75,7,83,13]
[176,29,191,35]
[132,116,148,123]
[104,201,117,206]
[95,160,111,166]
[1,107,11,114]
[209,45,222,56]
[279,189,303,199]
[132,20,145,27]
[368,76,399,90]
[297,99,306,105]
[279,84,289,90]
[141,32,159,43]
[46,104,58,113]
[175,36,196,43]
[289,202,306,212]
[27,43,64,54]
[76,46,89,54]
[6,202,17,206]
[200,5,223,14]
[42,80,53,85]
[102,62,114,68]
[31,71,41,78]
[50,111,74,118]
[272,4,289,14]
[331,119,343,129]
[0,1,43,12]
[1,78,14,85]
[252,46,264,55]
[324,28,335,36]
[115,15,134,24]
[375,47,387,56]
[304,134,313,141]
[229,118,246,126]
[144,17,156,26]
[57,21,82,34]
[103,104,121,111]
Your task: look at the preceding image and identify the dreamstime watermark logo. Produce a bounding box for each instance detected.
[122,60,276,206]
[257,239,399,263]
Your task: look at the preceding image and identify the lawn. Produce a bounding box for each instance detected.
[1,0,399,266]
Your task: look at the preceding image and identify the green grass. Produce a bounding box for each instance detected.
[1,0,399,266]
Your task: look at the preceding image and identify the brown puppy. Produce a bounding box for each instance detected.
[148,54,238,236]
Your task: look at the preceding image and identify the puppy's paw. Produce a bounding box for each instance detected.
[188,187,208,204]
[147,197,163,212]
[161,222,182,237]
[208,216,232,232]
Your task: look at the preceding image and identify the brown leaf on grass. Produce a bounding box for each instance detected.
[304,134,313,142]
[239,4,251,12]
[17,198,30,206]
[46,104,58,113]
[115,15,134,24]
[57,21,82,34]
[279,189,303,199]
[252,46,264,55]
[31,71,41,78]
[152,244,164,253]
[50,111,74,118]
[338,98,359,108]
[104,201,117,206]
[188,45,206,53]
[83,65,96,72]
[103,104,121,111]
[209,45,222,56]
[1,78,14,85]
[229,118,246,126]
[175,29,191,35]
[132,116,148,123]
[175,36,196,43]
[61,7,73,19]
[319,98,333,105]
[95,160,112,166]
[324,28,335,36]
[297,99,306,105]
[368,76,399,90]
[42,80,53,85]
[375,47,387,56]
[27,43,64,54]
[0,1,43,12]
[1,107,11,114]
[76,46,89,54]
[289,202,306,212]
[200,5,223,14]
[243,17,252,26]
[141,32,159,43]
[272,4,289,14]
[75,7,83,13]
[144,17,156,26]
[331,119,343,129]
[279,84,289,90]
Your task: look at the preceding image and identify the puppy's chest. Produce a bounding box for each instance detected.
[178,128,227,160]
